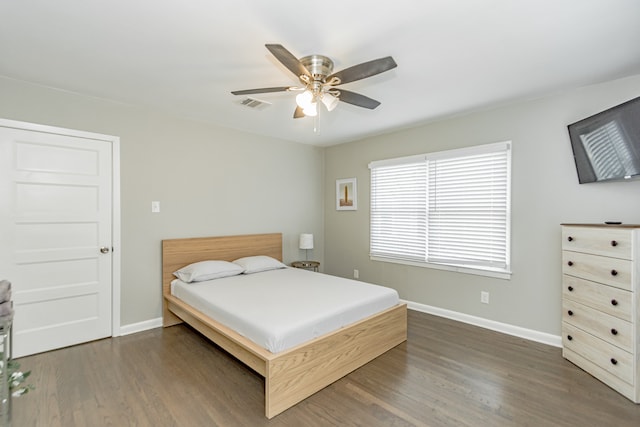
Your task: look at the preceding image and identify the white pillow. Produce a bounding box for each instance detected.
[232,255,286,274]
[173,260,245,283]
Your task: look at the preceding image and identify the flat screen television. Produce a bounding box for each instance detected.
[567,96,640,184]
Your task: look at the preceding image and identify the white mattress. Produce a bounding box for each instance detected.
[171,267,399,353]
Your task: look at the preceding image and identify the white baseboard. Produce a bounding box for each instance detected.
[117,317,163,336]
[404,300,562,348]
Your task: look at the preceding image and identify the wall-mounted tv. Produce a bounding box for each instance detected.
[568,96,640,184]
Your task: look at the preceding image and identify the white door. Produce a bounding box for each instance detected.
[0,121,116,357]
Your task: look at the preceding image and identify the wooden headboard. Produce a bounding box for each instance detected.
[161,233,283,326]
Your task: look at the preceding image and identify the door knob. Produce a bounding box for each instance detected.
[100,247,110,254]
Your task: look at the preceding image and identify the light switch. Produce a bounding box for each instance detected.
[151,201,160,213]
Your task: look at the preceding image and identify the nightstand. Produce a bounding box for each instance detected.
[291,261,320,272]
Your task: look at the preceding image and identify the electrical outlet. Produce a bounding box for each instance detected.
[151,201,160,213]
[481,291,489,304]
[353,269,359,279]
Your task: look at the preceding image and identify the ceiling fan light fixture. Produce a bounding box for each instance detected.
[321,92,339,112]
[303,102,318,117]
[295,90,314,109]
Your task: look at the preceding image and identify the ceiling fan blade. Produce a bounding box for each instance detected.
[293,106,305,119]
[231,86,291,95]
[337,89,381,109]
[327,56,397,86]
[265,44,311,79]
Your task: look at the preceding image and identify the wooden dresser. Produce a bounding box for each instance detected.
[561,224,640,403]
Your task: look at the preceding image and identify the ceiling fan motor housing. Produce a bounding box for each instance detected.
[299,55,334,82]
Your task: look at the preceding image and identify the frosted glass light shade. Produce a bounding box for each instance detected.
[302,102,317,117]
[321,92,338,111]
[299,233,314,250]
[296,90,313,108]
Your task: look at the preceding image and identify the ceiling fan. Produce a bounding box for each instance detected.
[231,44,397,119]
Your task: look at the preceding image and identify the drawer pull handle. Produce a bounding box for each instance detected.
[567,310,574,316]
[611,240,618,247]
[567,236,574,242]
[610,358,618,365]
[611,299,618,306]
[611,269,618,276]
[567,286,574,292]
[567,261,574,267]
[567,335,573,341]
[611,328,618,336]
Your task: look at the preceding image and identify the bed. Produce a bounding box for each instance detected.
[162,233,407,418]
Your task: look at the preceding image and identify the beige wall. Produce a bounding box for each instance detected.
[324,74,640,336]
[0,77,325,327]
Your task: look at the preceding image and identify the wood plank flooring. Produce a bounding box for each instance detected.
[11,310,640,426]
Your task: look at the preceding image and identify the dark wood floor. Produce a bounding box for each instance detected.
[11,310,640,426]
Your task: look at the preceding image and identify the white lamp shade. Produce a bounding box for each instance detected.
[299,233,314,250]
[321,92,339,111]
[302,102,318,117]
[296,90,313,109]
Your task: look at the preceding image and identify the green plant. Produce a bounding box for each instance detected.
[7,360,33,397]
[0,356,33,397]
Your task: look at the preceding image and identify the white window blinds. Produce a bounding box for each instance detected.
[369,142,511,275]
[370,158,427,262]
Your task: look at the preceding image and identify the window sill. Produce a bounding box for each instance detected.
[370,256,512,280]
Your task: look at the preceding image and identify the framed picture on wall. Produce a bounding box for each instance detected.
[336,178,357,211]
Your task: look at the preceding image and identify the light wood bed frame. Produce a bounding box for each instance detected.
[162,233,407,418]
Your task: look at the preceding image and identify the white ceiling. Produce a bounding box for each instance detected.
[2,1,639,147]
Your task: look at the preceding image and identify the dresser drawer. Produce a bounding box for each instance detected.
[562,299,632,351]
[563,322,633,385]
[563,348,636,402]
[562,251,632,291]
[562,275,632,321]
[562,226,632,259]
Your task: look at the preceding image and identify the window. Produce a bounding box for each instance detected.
[369,141,511,278]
